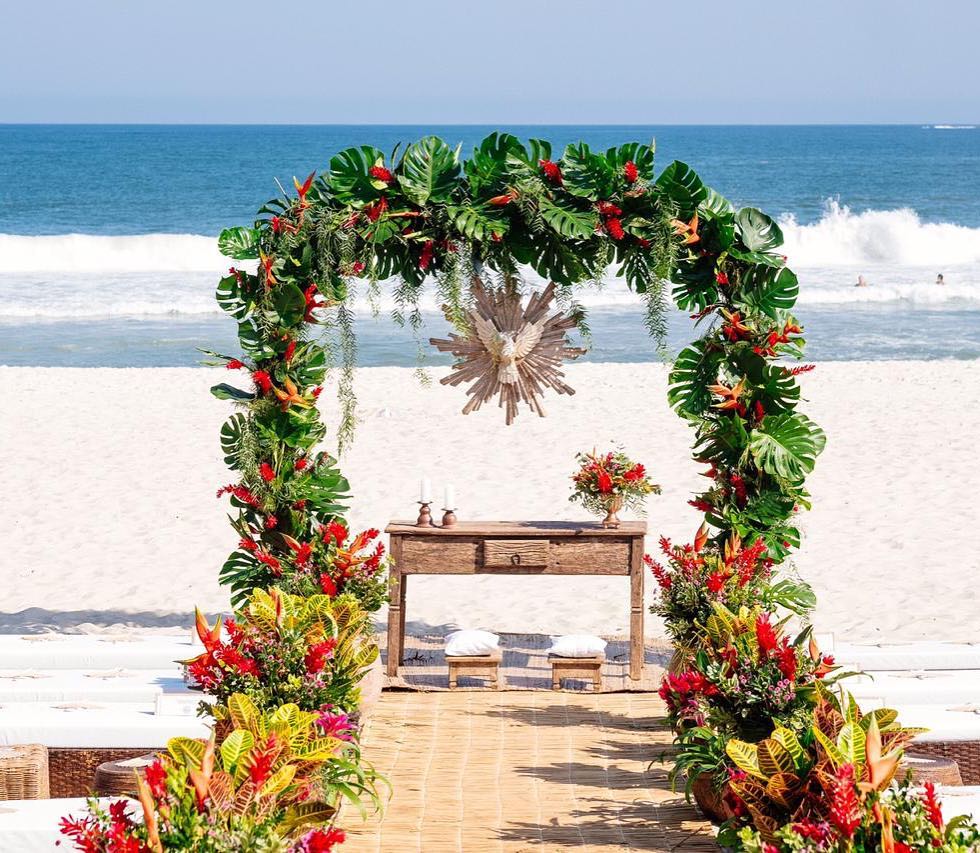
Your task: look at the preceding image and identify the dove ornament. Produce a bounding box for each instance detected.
[430,278,586,425]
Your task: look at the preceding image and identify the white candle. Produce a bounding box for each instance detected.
[419,478,432,503]
[444,484,455,510]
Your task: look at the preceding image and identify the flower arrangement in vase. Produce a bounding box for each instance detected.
[569,450,660,528]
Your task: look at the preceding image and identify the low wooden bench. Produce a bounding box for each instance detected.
[447,649,502,690]
[550,655,604,692]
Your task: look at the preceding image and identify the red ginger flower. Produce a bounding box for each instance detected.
[715,270,729,285]
[755,613,778,656]
[253,370,273,394]
[828,763,862,838]
[368,165,394,182]
[597,201,623,217]
[226,359,244,370]
[284,340,296,363]
[216,483,260,507]
[596,470,613,493]
[305,638,337,674]
[319,575,338,596]
[350,260,365,275]
[302,827,347,852]
[259,462,276,482]
[924,781,944,830]
[623,161,639,183]
[323,520,348,545]
[777,641,797,681]
[143,759,168,799]
[366,195,388,222]
[605,218,625,240]
[419,240,435,270]
[706,571,727,594]
[248,735,280,788]
[539,159,562,183]
[295,456,308,471]
[624,463,646,482]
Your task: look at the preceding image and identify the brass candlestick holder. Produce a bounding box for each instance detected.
[416,501,434,527]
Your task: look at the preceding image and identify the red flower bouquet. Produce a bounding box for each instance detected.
[570,449,660,527]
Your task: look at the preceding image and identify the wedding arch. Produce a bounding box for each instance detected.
[209,133,825,602]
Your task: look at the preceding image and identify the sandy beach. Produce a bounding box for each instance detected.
[1,360,977,643]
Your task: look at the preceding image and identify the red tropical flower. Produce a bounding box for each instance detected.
[828,764,862,838]
[319,575,338,596]
[419,240,435,270]
[295,457,308,471]
[539,159,562,183]
[605,218,625,240]
[253,370,273,394]
[302,827,347,852]
[323,520,348,545]
[777,642,798,681]
[366,195,388,222]
[488,190,517,206]
[226,359,244,370]
[597,201,623,218]
[259,462,276,482]
[706,572,727,594]
[368,165,394,183]
[623,463,646,482]
[715,271,729,286]
[265,515,278,529]
[351,261,365,275]
[284,340,296,363]
[143,759,168,799]
[623,161,639,183]
[923,781,944,830]
[305,638,338,674]
[755,614,778,656]
[596,471,614,493]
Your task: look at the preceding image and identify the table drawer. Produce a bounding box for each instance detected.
[399,538,480,573]
[551,539,630,574]
[483,539,549,568]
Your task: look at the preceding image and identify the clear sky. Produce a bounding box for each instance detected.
[3,0,978,124]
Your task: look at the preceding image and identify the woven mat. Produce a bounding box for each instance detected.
[347,690,716,852]
[380,632,672,694]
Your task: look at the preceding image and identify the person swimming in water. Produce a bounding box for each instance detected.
[937,273,945,285]
[855,274,868,287]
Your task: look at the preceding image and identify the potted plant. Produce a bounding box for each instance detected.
[569,450,660,528]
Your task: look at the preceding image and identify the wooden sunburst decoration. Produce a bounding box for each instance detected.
[430,278,587,425]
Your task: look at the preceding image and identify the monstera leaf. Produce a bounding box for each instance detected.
[736,207,784,252]
[397,136,460,206]
[216,272,251,319]
[667,339,722,418]
[219,413,248,469]
[739,266,799,318]
[273,282,307,327]
[218,226,260,260]
[538,196,598,239]
[447,203,509,241]
[464,132,523,194]
[561,143,617,199]
[604,142,655,180]
[655,161,707,214]
[328,145,385,204]
[748,412,822,481]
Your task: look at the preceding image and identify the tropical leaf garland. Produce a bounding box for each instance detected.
[213,133,824,611]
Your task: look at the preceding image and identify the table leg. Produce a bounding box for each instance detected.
[387,568,402,677]
[398,573,407,663]
[630,538,644,681]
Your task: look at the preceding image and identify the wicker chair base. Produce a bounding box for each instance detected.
[909,741,980,786]
[0,744,50,800]
[49,747,162,799]
[900,751,963,786]
[94,753,161,797]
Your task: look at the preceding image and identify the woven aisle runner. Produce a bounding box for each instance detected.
[381,632,673,694]
[347,691,716,851]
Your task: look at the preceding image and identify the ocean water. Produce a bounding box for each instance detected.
[1,124,979,366]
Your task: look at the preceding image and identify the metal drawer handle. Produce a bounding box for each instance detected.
[511,554,521,566]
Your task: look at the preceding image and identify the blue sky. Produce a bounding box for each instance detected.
[3,0,978,124]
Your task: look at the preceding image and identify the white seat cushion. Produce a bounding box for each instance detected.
[0,798,140,851]
[548,635,606,658]
[445,630,499,657]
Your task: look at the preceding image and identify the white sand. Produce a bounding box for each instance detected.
[1,362,977,643]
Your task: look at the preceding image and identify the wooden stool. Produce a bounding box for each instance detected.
[94,752,160,797]
[447,649,502,690]
[900,751,963,786]
[550,655,604,692]
[0,744,49,800]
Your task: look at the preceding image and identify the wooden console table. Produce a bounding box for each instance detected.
[384,520,647,680]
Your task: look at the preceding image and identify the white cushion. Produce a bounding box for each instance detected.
[0,798,139,852]
[0,634,198,671]
[548,635,606,658]
[445,630,499,657]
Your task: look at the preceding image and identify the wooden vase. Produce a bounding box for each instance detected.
[601,495,624,528]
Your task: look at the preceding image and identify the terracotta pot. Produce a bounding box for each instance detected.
[601,495,624,528]
[690,772,733,824]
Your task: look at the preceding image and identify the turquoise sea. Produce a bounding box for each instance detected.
[1,124,979,366]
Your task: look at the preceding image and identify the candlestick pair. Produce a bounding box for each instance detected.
[415,501,457,528]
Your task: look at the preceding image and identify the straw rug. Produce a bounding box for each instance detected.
[345,691,716,852]
[381,632,674,693]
